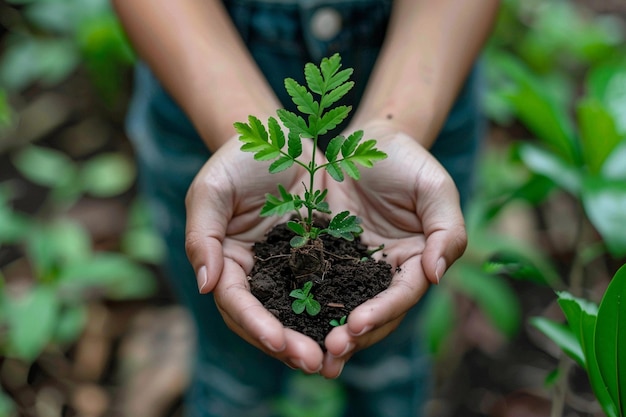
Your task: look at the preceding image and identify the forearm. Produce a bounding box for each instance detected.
[112,0,280,151]
[352,0,500,147]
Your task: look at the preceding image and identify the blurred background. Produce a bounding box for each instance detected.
[1,0,626,416]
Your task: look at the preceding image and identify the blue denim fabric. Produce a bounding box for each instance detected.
[126,1,484,416]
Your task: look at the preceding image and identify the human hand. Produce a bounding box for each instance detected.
[185,137,327,373]
[320,120,468,378]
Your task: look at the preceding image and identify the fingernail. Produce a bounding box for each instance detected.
[350,325,372,337]
[334,360,345,378]
[260,336,285,353]
[435,258,447,284]
[335,342,354,358]
[295,359,322,374]
[197,265,208,292]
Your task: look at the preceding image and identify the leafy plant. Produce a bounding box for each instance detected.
[330,316,347,327]
[234,53,387,248]
[531,265,626,417]
[289,281,321,316]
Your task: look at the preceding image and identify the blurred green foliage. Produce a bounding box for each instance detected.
[0,0,134,104]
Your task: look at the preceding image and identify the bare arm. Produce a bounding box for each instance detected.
[352,0,500,147]
[111,0,280,152]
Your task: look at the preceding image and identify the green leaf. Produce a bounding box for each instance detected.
[290,235,309,248]
[306,298,321,316]
[518,143,581,195]
[420,287,456,357]
[12,145,78,189]
[285,78,319,115]
[447,264,521,338]
[54,304,88,345]
[277,109,312,138]
[5,285,59,362]
[349,139,388,168]
[341,130,363,157]
[325,162,344,183]
[26,219,92,281]
[57,253,156,300]
[340,160,360,180]
[530,317,586,369]
[504,77,579,164]
[594,264,626,414]
[316,106,351,136]
[291,299,306,314]
[326,68,353,92]
[556,291,598,347]
[320,81,354,110]
[304,62,324,95]
[268,116,286,150]
[260,185,296,217]
[320,54,342,87]
[577,98,624,175]
[586,59,626,136]
[287,131,303,159]
[269,155,294,174]
[582,176,626,257]
[326,211,362,240]
[287,221,306,236]
[325,135,345,163]
[581,308,619,417]
[236,116,277,159]
[559,290,621,417]
[81,152,136,197]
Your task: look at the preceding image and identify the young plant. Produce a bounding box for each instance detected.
[234,53,387,249]
[330,316,347,327]
[290,281,321,316]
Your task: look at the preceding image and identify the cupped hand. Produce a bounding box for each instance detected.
[320,120,468,378]
[185,137,326,373]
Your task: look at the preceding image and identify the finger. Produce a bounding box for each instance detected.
[185,160,233,293]
[417,166,468,284]
[321,315,405,379]
[215,258,324,372]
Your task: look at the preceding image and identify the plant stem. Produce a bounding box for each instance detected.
[307,133,318,230]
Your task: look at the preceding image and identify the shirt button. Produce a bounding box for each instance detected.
[310,7,342,41]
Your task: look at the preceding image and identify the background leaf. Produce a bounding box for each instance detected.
[5,286,60,362]
[594,264,626,414]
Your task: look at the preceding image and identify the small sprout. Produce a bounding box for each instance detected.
[290,281,321,316]
[366,244,385,257]
[330,316,347,327]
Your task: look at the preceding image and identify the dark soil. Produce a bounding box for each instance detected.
[249,220,393,349]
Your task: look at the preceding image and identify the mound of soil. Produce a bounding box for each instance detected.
[249,221,393,348]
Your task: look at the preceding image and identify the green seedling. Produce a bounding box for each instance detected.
[234,53,387,249]
[290,281,321,316]
[330,316,347,327]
